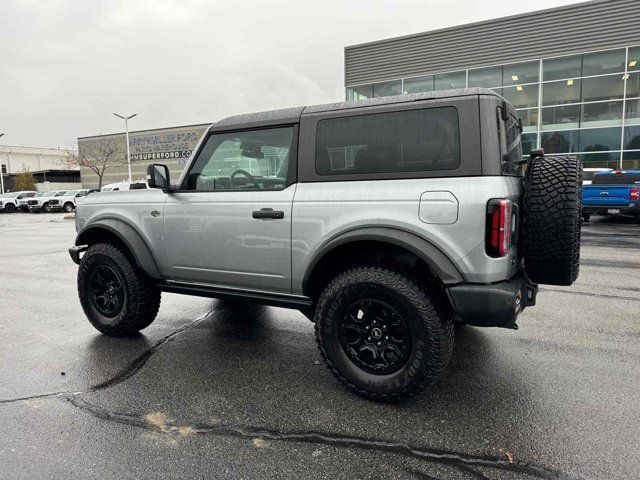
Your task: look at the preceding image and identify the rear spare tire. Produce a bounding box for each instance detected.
[523,155,581,286]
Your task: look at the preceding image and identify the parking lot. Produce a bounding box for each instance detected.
[0,212,638,479]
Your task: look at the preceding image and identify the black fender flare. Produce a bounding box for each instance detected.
[302,227,464,293]
[75,218,162,279]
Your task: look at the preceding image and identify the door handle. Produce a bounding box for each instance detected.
[151,210,161,217]
[252,208,284,219]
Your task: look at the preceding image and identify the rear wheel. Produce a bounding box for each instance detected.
[63,202,74,213]
[315,266,453,402]
[5,203,16,213]
[523,155,582,286]
[42,203,51,213]
[78,243,161,336]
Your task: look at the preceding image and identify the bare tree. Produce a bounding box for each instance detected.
[65,136,126,189]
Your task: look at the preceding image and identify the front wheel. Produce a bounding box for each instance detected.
[315,266,453,402]
[78,243,161,336]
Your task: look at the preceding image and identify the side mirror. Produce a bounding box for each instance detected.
[147,163,171,190]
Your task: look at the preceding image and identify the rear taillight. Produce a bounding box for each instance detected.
[486,199,513,258]
[631,187,639,202]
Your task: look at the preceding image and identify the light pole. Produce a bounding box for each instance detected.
[0,133,5,194]
[113,113,137,182]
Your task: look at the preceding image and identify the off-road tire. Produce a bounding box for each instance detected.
[523,155,581,286]
[315,266,454,402]
[63,202,74,213]
[5,203,16,213]
[78,242,161,336]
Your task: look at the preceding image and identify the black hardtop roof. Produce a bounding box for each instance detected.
[210,88,502,132]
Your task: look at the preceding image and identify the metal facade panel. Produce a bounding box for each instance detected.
[345,0,640,85]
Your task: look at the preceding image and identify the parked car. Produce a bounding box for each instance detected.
[70,89,582,401]
[582,170,640,222]
[101,181,149,192]
[27,190,68,213]
[582,167,613,185]
[0,191,37,213]
[49,189,89,213]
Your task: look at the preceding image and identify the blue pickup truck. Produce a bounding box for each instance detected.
[582,170,640,222]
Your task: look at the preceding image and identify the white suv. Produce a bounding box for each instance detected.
[0,191,37,213]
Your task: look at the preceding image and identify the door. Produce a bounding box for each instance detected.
[162,125,297,294]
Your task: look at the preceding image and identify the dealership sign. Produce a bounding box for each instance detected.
[128,127,207,162]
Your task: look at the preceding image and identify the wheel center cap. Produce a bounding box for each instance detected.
[371,327,382,340]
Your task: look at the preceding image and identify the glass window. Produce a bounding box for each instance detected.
[581,101,623,128]
[626,72,640,98]
[543,55,581,81]
[503,61,539,86]
[541,130,579,153]
[542,79,581,106]
[625,98,640,125]
[403,75,434,94]
[581,75,624,102]
[501,84,538,109]
[186,127,293,191]
[541,105,580,131]
[582,49,626,77]
[629,47,640,72]
[623,151,640,170]
[521,133,537,155]
[624,125,640,150]
[579,127,621,152]
[468,66,502,88]
[579,152,621,169]
[498,110,523,175]
[434,71,466,90]
[347,85,373,101]
[373,80,402,98]
[517,109,538,133]
[315,107,461,175]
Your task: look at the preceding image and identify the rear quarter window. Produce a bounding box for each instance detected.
[315,107,460,175]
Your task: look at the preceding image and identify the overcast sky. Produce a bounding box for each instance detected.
[1,0,585,148]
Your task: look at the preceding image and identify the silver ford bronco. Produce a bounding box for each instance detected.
[70,89,582,401]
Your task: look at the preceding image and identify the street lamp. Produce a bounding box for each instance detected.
[113,113,137,182]
[0,133,5,194]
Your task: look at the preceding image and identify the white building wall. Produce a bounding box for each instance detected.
[0,145,78,174]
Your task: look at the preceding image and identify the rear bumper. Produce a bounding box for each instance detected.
[447,274,537,328]
[583,203,640,216]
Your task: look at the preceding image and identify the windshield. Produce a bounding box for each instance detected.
[54,191,68,197]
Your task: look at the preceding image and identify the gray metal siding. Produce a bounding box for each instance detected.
[345,0,640,86]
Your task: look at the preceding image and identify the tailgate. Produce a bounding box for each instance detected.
[582,185,631,206]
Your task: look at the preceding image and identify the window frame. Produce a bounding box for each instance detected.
[298,96,481,183]
[178,124,299,193]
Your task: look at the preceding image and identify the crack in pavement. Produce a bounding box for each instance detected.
[0,391,81,405]
[2,301,580,479]
[90,306,220,391]
[63,395,581,480]
[0,306,219,405]
[539,288,640,303]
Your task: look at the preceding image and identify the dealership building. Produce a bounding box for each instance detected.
[344,0,640,169]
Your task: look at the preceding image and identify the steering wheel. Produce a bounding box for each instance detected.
[229,169,260,189]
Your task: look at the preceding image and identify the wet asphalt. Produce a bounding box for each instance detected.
[0,212,639,480]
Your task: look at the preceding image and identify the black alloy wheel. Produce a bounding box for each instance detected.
[88,264,125,317]
[339,299,412,375]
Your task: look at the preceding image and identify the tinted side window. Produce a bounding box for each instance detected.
[185,126,293,191]
[315,107,460,175]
